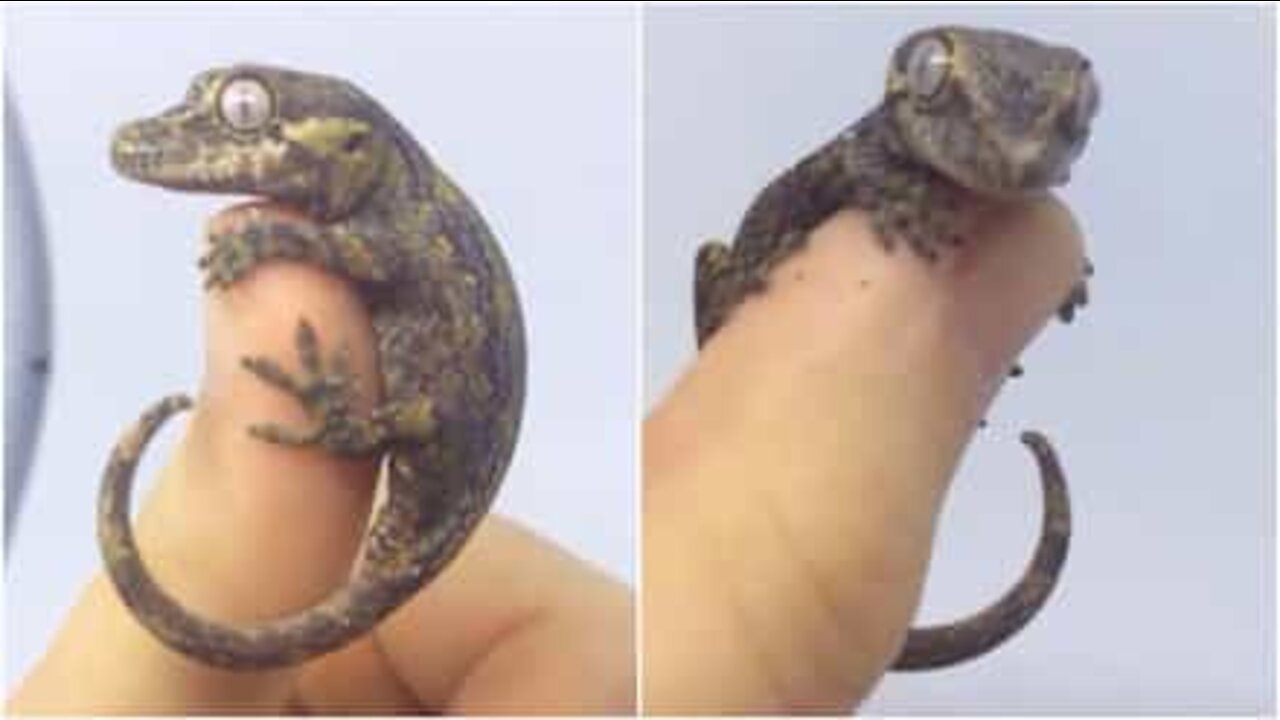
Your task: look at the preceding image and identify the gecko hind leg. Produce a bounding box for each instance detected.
[241,318,436,456]
[695,228,816,348]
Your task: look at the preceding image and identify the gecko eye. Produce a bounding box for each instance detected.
[904,35,952,102]
[218,76,274,132]
[1071,64,1100,132]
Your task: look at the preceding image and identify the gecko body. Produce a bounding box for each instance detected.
[693,27,1097,670]
[100,66,525,670]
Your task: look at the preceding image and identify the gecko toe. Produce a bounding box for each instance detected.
[294,319,323,376]
[241,355,306,396]
[248,421,322,447]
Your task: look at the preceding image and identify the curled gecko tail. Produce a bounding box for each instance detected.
[891,430,1071,671]
[97,394,433,670]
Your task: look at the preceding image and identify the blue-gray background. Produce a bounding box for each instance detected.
[646,6,1274,714]
[5,5,635,692]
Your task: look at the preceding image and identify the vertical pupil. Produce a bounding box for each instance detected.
[223,81,268,128]
[220,79,272,127]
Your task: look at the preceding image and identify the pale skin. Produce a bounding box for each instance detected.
[7,208,635,715]
[9,198,1079,715]
[644,200,1084,713]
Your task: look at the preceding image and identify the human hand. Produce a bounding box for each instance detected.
[8,206,634,715]
[643,200,1084,713]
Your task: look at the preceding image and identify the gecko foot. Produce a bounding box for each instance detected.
[868,172,962,262]
[1056,258,1093,323]
[202,224,271,289]
[1056,278,1089,323]
[200,218,320,290]
[241,318,386,456]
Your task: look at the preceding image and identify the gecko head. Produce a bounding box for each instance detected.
[110,65,397,221]
[884,26,1099,197]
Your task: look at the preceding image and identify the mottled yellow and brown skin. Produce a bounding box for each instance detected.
[693,27,1098,670]
[100,65,525,670]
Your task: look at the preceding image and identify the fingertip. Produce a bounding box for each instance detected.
[644,196,1089,712]
[149,208,383,623]
[953,196,1087,381]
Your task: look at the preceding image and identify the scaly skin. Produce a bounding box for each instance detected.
[100,65,525,670]
[693,27,1098,670]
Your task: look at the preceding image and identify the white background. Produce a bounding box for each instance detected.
[6,4,636,692]
[646,5,1274,714]
[8,4,1278,713]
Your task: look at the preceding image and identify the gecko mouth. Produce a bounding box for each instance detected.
[111,139,198,185]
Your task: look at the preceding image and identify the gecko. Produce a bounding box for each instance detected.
[693,27,1097,670]
[98,65,525,670]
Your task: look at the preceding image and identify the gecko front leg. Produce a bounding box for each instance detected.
[201,209,400,289]
[867,163,966,261]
